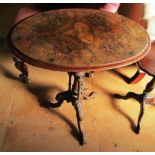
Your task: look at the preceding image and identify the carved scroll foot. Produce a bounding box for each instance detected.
[40,91,73,108]
[13,56,29,83]
[19,74,29,83]
[40,71,95,145]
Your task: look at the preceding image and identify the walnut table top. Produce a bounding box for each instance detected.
[7,9,150,72]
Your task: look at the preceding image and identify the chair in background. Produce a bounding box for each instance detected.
[117,3,155,134]
[119,3,155,84]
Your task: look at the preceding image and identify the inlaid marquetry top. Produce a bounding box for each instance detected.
[7,9,150,72]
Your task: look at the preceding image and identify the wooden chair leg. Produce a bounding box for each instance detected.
[135,77,155,133]
[129,69,146,84]
[135,99,144,134]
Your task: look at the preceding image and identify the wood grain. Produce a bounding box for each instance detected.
[8,9,150,72]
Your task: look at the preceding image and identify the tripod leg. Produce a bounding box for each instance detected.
[68,72,73,92]
[13,56,29,83]
[73,72,85,145]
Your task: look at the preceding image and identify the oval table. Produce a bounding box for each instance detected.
[7,9,150,145]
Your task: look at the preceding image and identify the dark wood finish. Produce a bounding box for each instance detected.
[7,8,151,145]
[114,77,155,134]
[138,42,155,76]
[118,3,142,24]
[136,77,155,133]
[13,56,29,83]
[40,72,95,145]
[118,4,155,136]
[129,42,155,84]
[114,42,155,135]
[8,9,150,72]
[128,68,146,84]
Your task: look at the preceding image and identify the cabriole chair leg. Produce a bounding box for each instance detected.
[128,63,146,84]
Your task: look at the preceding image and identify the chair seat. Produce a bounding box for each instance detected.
[139,42,155,75]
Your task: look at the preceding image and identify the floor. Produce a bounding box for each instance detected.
[1,4,155,152]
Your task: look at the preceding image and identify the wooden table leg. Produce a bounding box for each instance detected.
[68,72,73,92]
[40,72,95,145]
[13,56,29,83]
[72,72,85,144]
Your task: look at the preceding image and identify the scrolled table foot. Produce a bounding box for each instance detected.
[40,72,95,145]
[19,73,29,83]
[40,91,72,108]
[13,56,29,83]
